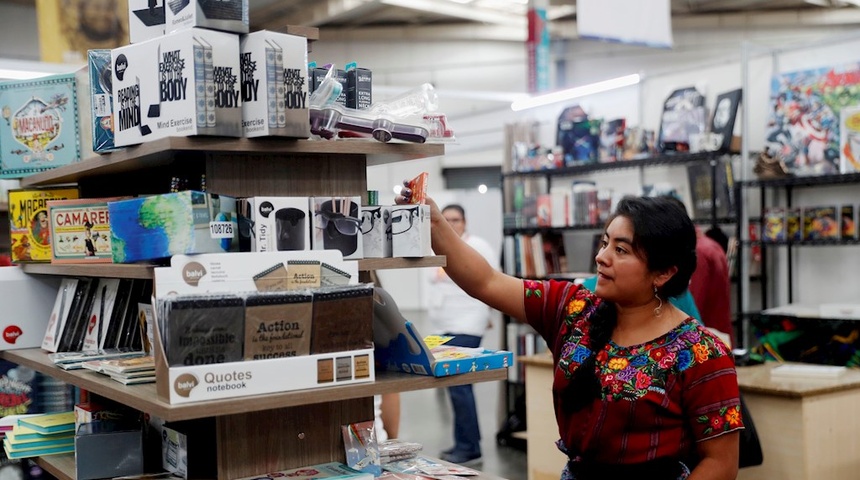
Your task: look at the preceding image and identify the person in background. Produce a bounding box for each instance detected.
[428,204,497,466]
[663,197,734,347]
[398,185,742,479]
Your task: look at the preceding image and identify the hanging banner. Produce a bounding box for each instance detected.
[36,0,130,63]
[527,0,550,93]
[577,0,673,49]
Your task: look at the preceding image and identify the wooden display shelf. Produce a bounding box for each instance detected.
[20,256,446,278]
[1,348,506,422]
[34,454,75,480]
[20,137,445,188]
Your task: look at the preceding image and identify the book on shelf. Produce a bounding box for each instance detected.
[4,430,74,449]
[3,440,74,459]
[17,411,75,435]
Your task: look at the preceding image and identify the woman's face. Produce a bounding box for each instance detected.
[594,216,655,306]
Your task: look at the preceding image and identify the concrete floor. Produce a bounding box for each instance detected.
[395,309,529,480]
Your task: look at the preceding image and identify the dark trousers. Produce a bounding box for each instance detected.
[444,333,482,455]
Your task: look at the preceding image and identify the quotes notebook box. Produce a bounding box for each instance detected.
[0,74,80,179]
[112,27,242,147]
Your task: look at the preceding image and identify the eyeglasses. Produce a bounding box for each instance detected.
[316,210,361,236]
[391,206,419,235]
[361,207,392,235]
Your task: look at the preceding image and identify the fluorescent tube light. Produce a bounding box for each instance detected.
[510,73,641,111]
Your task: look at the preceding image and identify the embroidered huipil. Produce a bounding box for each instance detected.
[523,280,743,465]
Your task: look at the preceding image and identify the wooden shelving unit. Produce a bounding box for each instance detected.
[1,348,505,422]
[12,135,508,480]
[34,454,75,480]
[20,256,446,279]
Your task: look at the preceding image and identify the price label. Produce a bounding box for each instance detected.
[209,221,234,239]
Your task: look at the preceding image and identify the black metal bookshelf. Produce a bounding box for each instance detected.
[503,151,720,179]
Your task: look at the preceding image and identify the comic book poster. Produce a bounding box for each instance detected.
[766,62,860,176]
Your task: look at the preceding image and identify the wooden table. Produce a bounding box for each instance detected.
[519,353,566,480]
[737,362,860,480]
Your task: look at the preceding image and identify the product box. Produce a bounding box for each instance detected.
[308,64,327,95]
[0,74,81,179]
[360,205,391,258]
[74,421,143,480]
[239,196,310,252]
[107,191,238,263]
[372,288,512,377]
[803,206,840,241]
[786,207,802,242]
[762,207,785,243]
[390,204,431,258]
[240,31,309,138]
[0,267,62,350]
[112,28,242,147]
[312,66,346,107]
[310,196,363,260]
[128,0,166,43]
[346,64,372,110]
[842,205,856,240]
[8,187,80,262]
[165,0,249,34]
[49,197,127,264]
[87,50,118,153]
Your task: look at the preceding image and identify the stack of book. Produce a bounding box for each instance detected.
[81,356,156,385]
[3,412,75,459]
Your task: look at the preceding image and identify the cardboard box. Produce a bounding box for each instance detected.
[107,191,238,263]
[240,196,310,252]
[346,65,372,110]
[239,31,309,138]
[0,267,62,350]
[8,187,80,262]
[310,197,363,260]
[112,28,242,147]
[165,0,249,35]
[128,0,166,43]
[87,50,118,153]
[0,74,81,179]
[391,204,431,258]
[360,205,391,258]
[75,422,143,480]
[49,197,127,264]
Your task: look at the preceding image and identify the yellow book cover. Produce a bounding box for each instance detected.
[17,411,75,434]
[8,187,79,262]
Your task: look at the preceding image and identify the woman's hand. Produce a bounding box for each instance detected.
[395,179,444,226]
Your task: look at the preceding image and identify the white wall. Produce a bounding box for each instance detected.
[0,4,39,60]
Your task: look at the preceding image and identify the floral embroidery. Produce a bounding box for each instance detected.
[692,343,710,364]
[697,405,743,437]
[567,299,586,315]
[608,358,629,371]
[525,280,543,298]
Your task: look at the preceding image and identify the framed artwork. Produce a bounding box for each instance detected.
[711,89,742,153]
[36,0,130,63]
[658,87,707,153]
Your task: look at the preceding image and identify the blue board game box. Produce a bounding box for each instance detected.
[372,288,512,377]
[0,73,80,179]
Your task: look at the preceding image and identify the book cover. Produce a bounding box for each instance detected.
[42,278,80,352]
[166,296,244,366]
[4,431,73,449]
[244,293,312,360]
[81,278,122,351]
[49,197,126,264]
[99,356,155,374]
[8,187,80,262]
[3,441,74,459]
[786,208,802,242]
[58,277,99,352]
[842,205,856,240]
[18,411,75,435]
[311,286,373,354]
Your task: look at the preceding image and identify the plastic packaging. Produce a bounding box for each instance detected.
[341,420,382,476]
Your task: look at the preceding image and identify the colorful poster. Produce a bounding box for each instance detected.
[766,62,860,176]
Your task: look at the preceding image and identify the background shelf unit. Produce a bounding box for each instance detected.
[502,151,722,179]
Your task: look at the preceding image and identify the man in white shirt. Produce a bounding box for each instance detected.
[428,204,497,465]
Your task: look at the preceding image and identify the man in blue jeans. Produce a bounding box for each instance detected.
[428,205,497,466]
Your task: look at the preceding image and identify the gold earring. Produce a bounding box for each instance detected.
[653,285,663,317]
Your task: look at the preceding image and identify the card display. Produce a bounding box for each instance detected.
[287,260,321,290]
[243,293,312,360]
[252,262,289,292]
[81,279,122,352]
[42,278,80,352]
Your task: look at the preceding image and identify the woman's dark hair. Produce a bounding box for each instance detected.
[561,195,697,413]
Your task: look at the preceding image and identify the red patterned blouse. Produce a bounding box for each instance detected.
[523,279,743,465]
